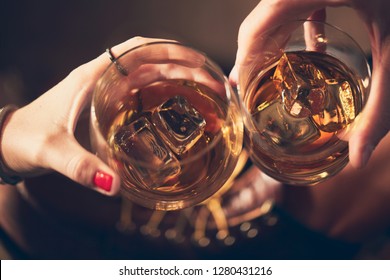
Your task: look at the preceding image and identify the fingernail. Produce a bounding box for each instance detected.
[93,171,113,191]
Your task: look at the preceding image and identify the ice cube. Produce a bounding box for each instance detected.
[113,117,180,189]
[152,95,206,155]
[273,53,326,118]
[253,99,321,152]
[312,79,356,132]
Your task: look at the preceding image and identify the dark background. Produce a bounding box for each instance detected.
[2,0,385,260]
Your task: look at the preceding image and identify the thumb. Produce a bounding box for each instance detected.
[46,136,121,195]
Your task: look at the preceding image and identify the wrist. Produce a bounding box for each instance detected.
[0,105,23,185]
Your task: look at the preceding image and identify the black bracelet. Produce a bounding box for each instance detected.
[0,105,23,185]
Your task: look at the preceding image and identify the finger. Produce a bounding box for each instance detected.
[102,41,217,96]
[235,1,308,69]
[112,40,206,75]
[349,54,390,168]
[234,1,328,95]
[44,135,121,195]
[92,37,182,74]
[235,1,348,70]
[113,62,225,97]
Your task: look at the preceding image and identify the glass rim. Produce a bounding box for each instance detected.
[291,19,369,58]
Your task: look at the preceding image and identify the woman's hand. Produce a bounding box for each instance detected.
[0,37,171,195]
[231,0,390,169]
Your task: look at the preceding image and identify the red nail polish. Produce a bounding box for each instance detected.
[93,171,113,191]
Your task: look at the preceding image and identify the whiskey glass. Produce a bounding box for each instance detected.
[239,20,371,185]
[90,41,243,210]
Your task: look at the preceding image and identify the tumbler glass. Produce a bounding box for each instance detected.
[239,20,371,185]
[90,41,243,210]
